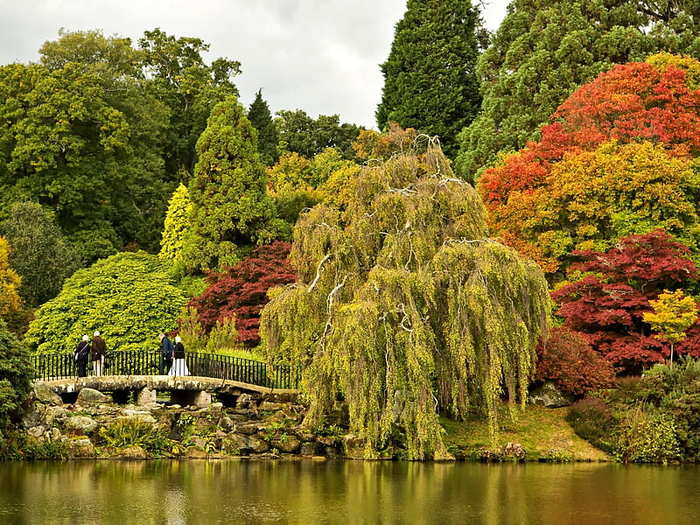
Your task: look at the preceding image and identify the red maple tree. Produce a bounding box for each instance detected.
[552,231,700,373]
[189,241,296,345]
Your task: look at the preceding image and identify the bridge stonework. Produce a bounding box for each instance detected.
[38,375,299,408]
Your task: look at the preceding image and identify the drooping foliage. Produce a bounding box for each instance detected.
[0,202,80,306]
[0,237,21,318]
[456,1,700,179]
[184,96,286,272]
[480,55,700,274]
[189,242,295,346]
[0,319,33,443]
[159,184,192,268]
[352,122,419,162]
[248,89,279,166]
[535,326,615,396]
[376,0,482,157]
[25,252,188,354]
[274,109,361,160]
[261,142,549,459]
[553,231,700,373]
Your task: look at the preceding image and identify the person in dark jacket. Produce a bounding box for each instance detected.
[91,331,107,376]
[74,335,90,378]
[159,333,174,374]
[169,336,189,376]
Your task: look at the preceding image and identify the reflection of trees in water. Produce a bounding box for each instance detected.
[0,461,698,523]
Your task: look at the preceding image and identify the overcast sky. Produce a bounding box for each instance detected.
[0,0,510,128]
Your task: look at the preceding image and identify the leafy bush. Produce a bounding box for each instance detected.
[25,252,188,353]
[565,398,616,453]
[98,418,170,456]
[178,307,241,354]
[536,326,615,396]
[0,236,22,318]
[0,319,33,443]
[0,202,80,306]
[612,409,680,463]
[189,242,295,345]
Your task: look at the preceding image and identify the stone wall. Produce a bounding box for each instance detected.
[23,384,346,460]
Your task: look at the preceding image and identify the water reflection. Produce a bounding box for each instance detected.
[0,460,697,524]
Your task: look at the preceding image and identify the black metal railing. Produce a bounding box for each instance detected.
[32,350,301,390]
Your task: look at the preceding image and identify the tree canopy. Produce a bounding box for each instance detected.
[25,252,187,354]
[455,0,700,180]
[275,109,361,160]
[479,54,700,275]
[376,0,482,157]
[261,142,549,459]
[248,89,279,166]
[183,96,286,272]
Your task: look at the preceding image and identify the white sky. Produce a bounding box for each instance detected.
[0,0,511,128]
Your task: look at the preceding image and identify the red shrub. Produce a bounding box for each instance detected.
[536,326,615,396]
[553,231,700,373]
[189,241,296,345]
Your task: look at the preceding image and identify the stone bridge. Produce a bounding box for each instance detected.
[38,375,299,409]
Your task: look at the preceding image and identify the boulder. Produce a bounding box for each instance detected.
[529,382,574,408]
[68,437,95,458]
[246,435,270,454]
[502,442,527,461]
[65,416,98,435]
[300,442,321,456]
[236,393,255,409]
[223,434,249,455]
[234,422,259,435]
[33,383,63,406]
[259,401,287,411]
[136,387,157,406]
[193,390,211,408]
[27,426,45,439]
[75,388,110,406]
[271,435,301,454]
[118,445,147,459]
[45,406,70,426]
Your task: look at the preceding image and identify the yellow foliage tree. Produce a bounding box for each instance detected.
[644,290,698,364]
[0,236,22,317]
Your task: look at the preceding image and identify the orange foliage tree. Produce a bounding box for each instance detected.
[480,54,700,275]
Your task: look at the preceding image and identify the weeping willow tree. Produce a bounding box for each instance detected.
[260,140,549,459]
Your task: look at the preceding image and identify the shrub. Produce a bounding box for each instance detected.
[612,409,680,463]
[98,418,170,456]
[566,398,616,453]
[189,242,295,345]
[25,252,188,354]
[0,319,33,443]
[535,327,615,396]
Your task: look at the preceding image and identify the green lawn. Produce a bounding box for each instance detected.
[441,404,609,462]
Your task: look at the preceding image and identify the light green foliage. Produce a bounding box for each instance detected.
[248,89,279,166]
[179,307,241,354]
[0,319,33,442]
[456,0,700,180]
[261,143,549,459]
[98,418,171,456]
[0,202,79,306]
[25,252,187,354]
[613,409,681,463]
[376,0,482,157]
[159,184,193,268]
[184,97,287,272]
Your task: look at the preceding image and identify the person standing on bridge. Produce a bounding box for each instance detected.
[91,331,107,376]
[159,333,174,374]
[74,335,90,378]
[169,335,189,376]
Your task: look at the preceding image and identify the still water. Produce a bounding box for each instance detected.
[0,460,698,524]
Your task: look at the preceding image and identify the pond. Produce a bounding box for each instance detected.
[0,460,697,524]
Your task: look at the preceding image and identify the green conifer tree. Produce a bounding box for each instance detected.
[184,96,286,272]
[376,0,482,157]
[248,89,279,166]
[455,0,700,181]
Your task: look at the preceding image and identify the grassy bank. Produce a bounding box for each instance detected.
[441,405,609,462]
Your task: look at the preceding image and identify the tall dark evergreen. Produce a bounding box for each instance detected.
[455,0,700,181]
[376,0,482,157]
[248,89,279,166]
